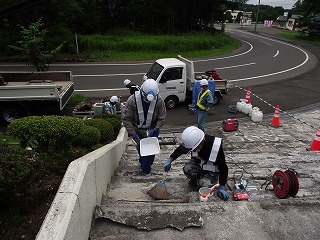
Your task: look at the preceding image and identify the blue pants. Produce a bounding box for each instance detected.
[197,110,207,132]
[136,129,160,174]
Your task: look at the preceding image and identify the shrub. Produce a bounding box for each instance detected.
[84,118,114,143]
[7,116,85,152]
[0,141,42,204]
[95,114,122,133]
[74,125,101,148]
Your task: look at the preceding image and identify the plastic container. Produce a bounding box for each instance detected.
[243,103,252,115]
[249,106,260,117]
[93,103,105,115]
[251,110,263,122]
[200,194,208,203]
[239,101,247,112]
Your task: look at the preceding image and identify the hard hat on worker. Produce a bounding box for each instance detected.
[181,126,205,150]
[110,95,119,104]
[123,79,131,87]
[141,79,159,102]
[200,79,208,86]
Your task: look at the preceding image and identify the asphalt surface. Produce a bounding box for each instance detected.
[162,25,320,129]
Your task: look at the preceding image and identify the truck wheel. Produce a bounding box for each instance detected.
[0,104,26,125]
[165,96,179,109]
[213,92,221,105]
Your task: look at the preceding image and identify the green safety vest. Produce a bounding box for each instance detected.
[197,89,210,110]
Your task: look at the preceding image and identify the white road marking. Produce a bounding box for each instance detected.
[260,40,272,45]
[273,50,280,57]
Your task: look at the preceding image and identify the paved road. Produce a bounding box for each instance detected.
[1,23,319,131]
[163,24,320,129]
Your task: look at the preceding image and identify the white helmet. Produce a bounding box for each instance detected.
[200,79,208,86]
[123,79,131,87]
[181,126,205,150]
[141,79,159,102]
[110,96,119,104]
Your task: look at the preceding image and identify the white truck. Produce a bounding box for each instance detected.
[143,55,229,109]
[0,71,74,124]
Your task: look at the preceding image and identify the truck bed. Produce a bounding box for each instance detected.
[0,71,74,109]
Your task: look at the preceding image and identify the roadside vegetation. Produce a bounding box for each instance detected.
[0,110,121,239]
[277,31,320,45]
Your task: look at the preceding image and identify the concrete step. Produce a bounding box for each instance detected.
[90,113,320,239]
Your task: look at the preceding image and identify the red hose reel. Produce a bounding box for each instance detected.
[272,169,299,199]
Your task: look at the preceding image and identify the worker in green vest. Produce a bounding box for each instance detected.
[196,79,213,132]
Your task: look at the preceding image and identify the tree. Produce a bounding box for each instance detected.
[292,0,320,38]
[10,18,65,71]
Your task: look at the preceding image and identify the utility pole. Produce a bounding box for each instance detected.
[254,0,261,32]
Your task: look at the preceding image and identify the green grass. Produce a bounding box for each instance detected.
[277,31,320,45]
[78,32,241,61]
[66,93,86,107]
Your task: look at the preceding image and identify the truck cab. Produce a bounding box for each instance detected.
[144,56,194,109]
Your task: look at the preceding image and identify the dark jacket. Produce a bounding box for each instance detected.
[170,134,228,186]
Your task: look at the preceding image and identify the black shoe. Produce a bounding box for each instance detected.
[137,169,151,176]
[188,179,202,190]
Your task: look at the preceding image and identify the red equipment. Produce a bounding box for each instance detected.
[222,118,239,132]
[232,189,250,201]
[272,169,299,198]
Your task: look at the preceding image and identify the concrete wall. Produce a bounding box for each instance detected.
[36,127,128,240]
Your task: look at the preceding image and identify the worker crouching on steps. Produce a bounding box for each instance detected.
[122,79,166,175]
[163,126,229,201]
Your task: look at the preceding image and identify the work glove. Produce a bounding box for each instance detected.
[164,159,173,172]
[132,133,140,144]
[217,186,229,201]
[148,127,159,137]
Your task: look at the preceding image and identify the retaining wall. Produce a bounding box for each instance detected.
[36,127,128,240]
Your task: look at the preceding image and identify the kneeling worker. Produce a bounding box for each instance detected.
[163,126,229,201]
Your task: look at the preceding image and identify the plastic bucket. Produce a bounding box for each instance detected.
[199,187,211,197]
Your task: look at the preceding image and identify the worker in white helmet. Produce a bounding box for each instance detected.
[196,79,213,132]
[163,126,229,201]
[102,95,119,115]
[122,79,166,175]
[123,79,140,95]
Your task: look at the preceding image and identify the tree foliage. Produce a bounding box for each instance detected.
[9,18,65,71]
[0,0,248,35]
[292,0,320,38]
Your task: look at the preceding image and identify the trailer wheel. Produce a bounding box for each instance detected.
[165,96,179,109]
[0,104,26,125]
[213,92,221,105]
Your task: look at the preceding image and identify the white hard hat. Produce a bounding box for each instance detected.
[110,96,119,103]
[200,79,208,86]
[141,79,159,102]
[181,126,205,150]
[123,79,131,87]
